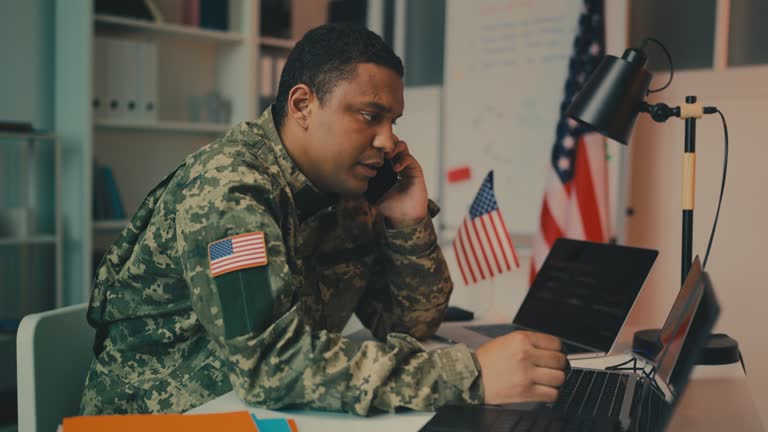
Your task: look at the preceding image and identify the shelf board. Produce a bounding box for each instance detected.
[93,219,129,231]
[260,36,295,49]
[0,235,56,246]
[94,119,230,134]
[0,131,57,140]
[94,14,245,43]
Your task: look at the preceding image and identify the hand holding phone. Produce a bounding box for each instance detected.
[369,137,429,228]
[364,159,400,204]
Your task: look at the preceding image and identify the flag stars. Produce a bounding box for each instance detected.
[590,42,601,56]
[534,4,608,283]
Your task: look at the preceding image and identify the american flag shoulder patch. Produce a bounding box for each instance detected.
[208,231,268,277]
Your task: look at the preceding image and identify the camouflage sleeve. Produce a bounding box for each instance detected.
[355,200,454,341]
[176,173,483,415]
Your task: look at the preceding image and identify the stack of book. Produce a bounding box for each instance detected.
[92,161,125,221]
[95,0,230,31]
[259,54,288,109]
[60,410,299,431]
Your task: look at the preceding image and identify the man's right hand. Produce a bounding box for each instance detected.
[475,331,568,405]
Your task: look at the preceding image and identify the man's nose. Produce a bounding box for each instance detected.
[372,129,396,153]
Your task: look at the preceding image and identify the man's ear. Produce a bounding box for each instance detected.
[287,84,314,129]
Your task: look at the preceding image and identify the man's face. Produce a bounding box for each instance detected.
[303,63,404,197]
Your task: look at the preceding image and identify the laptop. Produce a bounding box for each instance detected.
[438,239,658,358]
[420,256,720,432]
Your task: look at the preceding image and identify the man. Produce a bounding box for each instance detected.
[81,23,567,415]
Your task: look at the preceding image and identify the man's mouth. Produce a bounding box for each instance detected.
[357,162,381,177]
[360,160,383,169]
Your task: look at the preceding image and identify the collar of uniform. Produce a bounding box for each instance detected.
[256,106,337,222]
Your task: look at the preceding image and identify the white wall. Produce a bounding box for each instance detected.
[0,0,54,129]
[625,65,768,424]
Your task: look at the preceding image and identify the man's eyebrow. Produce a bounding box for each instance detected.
[360,101,403,118]
[360,101,390,112]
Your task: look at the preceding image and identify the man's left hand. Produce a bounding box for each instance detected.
[376,135,429,228]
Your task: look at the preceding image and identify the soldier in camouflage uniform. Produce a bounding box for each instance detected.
[81,23,567,415]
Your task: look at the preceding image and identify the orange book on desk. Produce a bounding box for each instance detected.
[62,411,259,432]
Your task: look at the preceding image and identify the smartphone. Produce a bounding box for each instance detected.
[364,159,399,204]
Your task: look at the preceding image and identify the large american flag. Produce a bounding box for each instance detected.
[453,171,519,286]
[531,0,611,284]
[208,232,268,277]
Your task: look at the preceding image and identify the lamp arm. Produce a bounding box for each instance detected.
[640,101,718,124]
[639,101,680,122]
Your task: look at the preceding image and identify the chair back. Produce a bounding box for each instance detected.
[17,303,94,432]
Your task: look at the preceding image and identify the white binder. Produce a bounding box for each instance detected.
[259,54,274,99]
[137,41,159,122]
[92,38,108,119]
[275,56,287,83]
[103,38,140,121]
[121,40,140,120]
[103,37,124,120]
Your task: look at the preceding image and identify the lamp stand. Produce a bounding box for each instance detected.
[681,95,696,283]
[632,96,739,366]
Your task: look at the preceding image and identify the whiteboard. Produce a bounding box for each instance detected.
[442,0,584,235]
[394,86,442,204]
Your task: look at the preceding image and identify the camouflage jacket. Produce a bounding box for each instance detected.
[80,108,484,415]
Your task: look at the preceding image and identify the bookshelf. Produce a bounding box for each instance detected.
[260,36,296,49]
[0,132,62,310]
[92,219,130,232]
[55,0,260,303]
[93,14,246,43]
[55,0,329,304]
[0,236,58,246]
[0,131,57,140]
[94,118,229,134]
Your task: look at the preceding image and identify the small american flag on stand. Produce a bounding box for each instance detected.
[208,232,268,277]
[452,171,519,286]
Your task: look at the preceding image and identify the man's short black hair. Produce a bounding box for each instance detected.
[272,23,404,128]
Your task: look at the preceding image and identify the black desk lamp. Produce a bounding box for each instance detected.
[565,39,740,366]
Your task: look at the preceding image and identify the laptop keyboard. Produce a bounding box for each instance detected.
[420,405,618,432]
[638,381,667,432]
[467,324,592,354]
[553,369,629,418]
[420,369,664,431]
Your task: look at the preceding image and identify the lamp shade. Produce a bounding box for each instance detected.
[566,48,653,144]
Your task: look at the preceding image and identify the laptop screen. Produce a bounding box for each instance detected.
[514,239,658,352]
[654,257,704,385]
[654,256,720,406]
